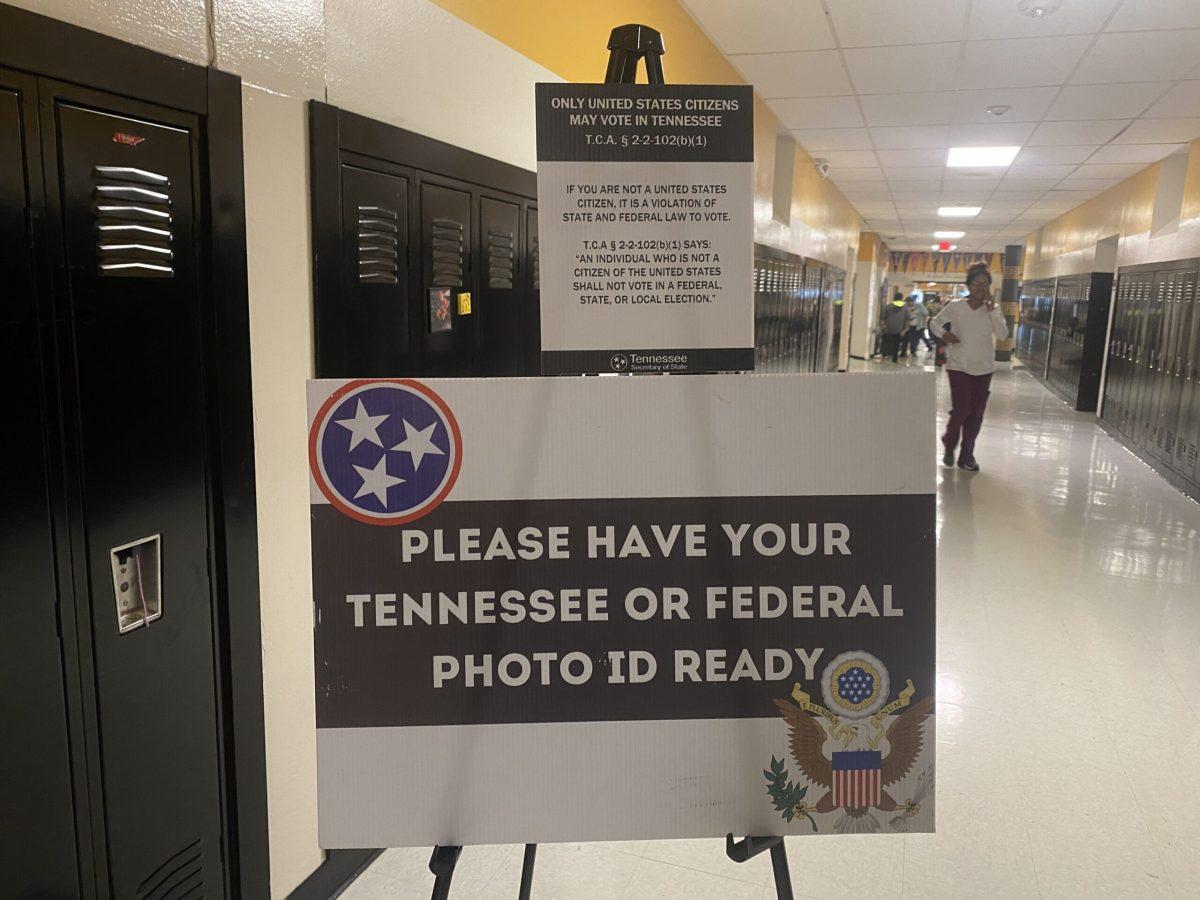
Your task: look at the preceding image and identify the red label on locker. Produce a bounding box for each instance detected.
[112,132,146,147]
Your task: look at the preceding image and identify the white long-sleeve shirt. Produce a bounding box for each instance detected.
[930,299,1008,376]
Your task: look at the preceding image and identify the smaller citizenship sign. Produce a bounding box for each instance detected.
[308,374,935,847]
[536,83,754,374]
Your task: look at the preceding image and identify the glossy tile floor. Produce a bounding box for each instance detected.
[341,358,1200,899]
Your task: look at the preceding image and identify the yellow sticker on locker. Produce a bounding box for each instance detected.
[457,292,472,315]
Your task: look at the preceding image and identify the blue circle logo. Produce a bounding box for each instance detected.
[309,380,461,525]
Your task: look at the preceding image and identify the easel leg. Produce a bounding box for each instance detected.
[518,844,537,900]
[726,834,793,900]
[428,845,462,900]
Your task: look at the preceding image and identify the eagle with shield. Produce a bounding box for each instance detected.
[765,650,934,834]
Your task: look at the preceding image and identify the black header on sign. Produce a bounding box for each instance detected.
[541,347,755,375]
[536,83,754,163]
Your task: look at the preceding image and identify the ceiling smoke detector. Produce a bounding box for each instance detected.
[1018,0,1062,19]
[987,104,1012,117]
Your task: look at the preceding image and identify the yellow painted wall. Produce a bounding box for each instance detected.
[430,0,862,266]
[1024,140,1200,280]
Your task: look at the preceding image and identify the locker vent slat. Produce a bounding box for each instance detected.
[136,838,203,899]
[486,228,515,289]
[357,204,400,284]
[531,234,540,291]
[93,165,174,277]
[432,217,464,288]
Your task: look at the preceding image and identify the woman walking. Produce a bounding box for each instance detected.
[930,263,1008,471]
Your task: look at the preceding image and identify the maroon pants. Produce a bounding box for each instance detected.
[942,369,992,462]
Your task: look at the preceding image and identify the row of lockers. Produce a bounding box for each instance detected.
[1015,272,1111,411]
[1101,260,1200,495]
[753,245,843,374]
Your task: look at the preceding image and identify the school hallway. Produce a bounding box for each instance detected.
[339,359,1200,899]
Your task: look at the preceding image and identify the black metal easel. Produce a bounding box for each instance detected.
[424,25,792,899]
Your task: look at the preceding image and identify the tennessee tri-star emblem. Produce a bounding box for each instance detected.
[309,379,462,525]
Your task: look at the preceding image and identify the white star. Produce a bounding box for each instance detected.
[352,455,404,505]
[392,420,446,470]
[335,399,388,451]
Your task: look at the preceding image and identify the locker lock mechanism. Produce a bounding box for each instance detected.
[110,535,162,634]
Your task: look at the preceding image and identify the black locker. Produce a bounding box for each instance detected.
[1023,272,1111,411]
[1103,260,1200,501]
[45,89,224,899]
[419,181,474,376]
[333,164,411,376]
[310,103,540,379]
[476,196,523,375]
[0,69,81,900]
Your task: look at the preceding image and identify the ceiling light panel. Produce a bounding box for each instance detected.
[934,230,966,238]
[938,206,981,217]
[947,146,1021,166]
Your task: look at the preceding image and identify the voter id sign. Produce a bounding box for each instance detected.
[308,373,936,847]
[535,84,754,374]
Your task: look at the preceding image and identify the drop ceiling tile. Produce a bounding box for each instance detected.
[959,36,1090,90]
[1072,163,1147,179]
[729,51,852,98]
[769,96,865,129]
[1112,117,1200,144]
[950,86,1059,123]
[1107,0,1200,32]
[891,190,942,202]
[1044,82,1172,122]
[1009,163,1078,179]
[819,149,880,167]
[843,44,960,95]
[1028,120,1130,146]
[1056,178,1122,191]
[679,0,835,53]
[1086,143,1185,163]
[877,147,948,166]
[870,126,950,150]
[1013,146,1099,165]
[999,177,1063,190]
[947,122,1037,146]
[791,127,874,150]
[859,92,956,127]
[841,191,894,203]
[1045,189,1102,199]
[1144,81,1200,118]
[887,182,946,193]
[986,190,1047,201]
[827,0,968,48]
[967,0,1119,39]
[882,165,945,179]
[1072,30,1200,84]
[830,168,886,182]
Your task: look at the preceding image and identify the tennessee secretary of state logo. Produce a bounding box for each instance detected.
[309,379,462,525]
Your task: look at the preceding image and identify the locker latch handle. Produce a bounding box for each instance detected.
[110,535,162,634]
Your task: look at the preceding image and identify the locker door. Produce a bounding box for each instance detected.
[1174,271,1200,481]
[1149,273,1179,459]
[1127,276,1152,440]
[1101,279,1122,428]
[526,205,540,374]
[1158,273,1189,462]
[1113,278,1133,435]
[0,72,82,899]
[1135,275,1162,447]
[49,96,223,898]
[339,164,410,376]
[418,180,473,376]
[476,195,523,375]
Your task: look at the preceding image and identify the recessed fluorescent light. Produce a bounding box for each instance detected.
[947,146,1021,168]
[938,206,982,217]
[934,230,966,239]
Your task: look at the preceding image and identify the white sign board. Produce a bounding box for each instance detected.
[536,84,754,374]
[308,373,936,847]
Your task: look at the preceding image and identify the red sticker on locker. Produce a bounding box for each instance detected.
[112,132,146,147]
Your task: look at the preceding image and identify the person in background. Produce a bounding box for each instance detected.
[930,263,1008,471]
[924,296,943,347]
[880,292,910,363]
[906,295,932,356]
